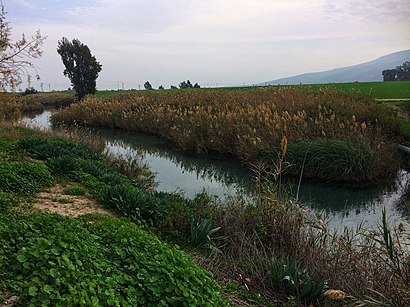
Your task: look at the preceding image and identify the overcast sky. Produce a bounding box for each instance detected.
[6,0,410,90]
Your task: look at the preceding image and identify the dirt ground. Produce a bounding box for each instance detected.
[31,183,117,218]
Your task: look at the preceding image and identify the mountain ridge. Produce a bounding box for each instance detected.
[260,49,410,85]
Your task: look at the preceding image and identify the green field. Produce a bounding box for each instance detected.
[41,81,410,99]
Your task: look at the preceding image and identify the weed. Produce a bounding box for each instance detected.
[63,185,86,196]
[190,218,227,253]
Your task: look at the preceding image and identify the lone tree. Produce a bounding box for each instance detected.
[382,61,410,81]
[0,2,46,90]
[57,37,102,100]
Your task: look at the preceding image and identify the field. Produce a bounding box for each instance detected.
[51,86,406,183]
[35,80,410,99]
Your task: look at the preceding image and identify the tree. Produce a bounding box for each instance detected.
[144,81,152,90]
[158,85,164,90]
[193,82,200,88]
[382,61,410,81]
[179,80,193,89]
[170,85,178,89]
[57,37,102,100]
[0,2,46,91]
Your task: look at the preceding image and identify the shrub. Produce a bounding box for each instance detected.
[0,161,53,195]
[0,213,227,306]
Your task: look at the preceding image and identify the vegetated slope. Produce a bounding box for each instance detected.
[262,49,410,85]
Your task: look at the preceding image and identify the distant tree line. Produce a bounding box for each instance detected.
[144,80,201,90]
[382,61,410,81]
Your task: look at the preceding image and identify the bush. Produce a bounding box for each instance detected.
[0,213,227,306]
[0,161,53,195]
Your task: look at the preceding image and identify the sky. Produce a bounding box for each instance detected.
[5,0,410,91]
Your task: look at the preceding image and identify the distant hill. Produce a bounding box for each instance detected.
[261,49,410,85]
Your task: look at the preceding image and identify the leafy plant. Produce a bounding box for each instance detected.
[190,218,226,253]
[0,213,228,306]
[269,257,326,305]
[102,184,165,223]
[0,161,53,195]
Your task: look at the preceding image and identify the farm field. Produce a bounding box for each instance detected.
[37,80,410,99]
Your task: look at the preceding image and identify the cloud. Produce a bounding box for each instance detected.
[323,0,410,22]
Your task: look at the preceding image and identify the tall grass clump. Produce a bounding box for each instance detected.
[17,93,76,110]
[51,87,403,183]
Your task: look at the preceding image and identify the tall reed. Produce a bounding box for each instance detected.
[51,87,402,182]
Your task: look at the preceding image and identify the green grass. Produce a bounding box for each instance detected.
[42,81,410,99]
[303,81,410,99]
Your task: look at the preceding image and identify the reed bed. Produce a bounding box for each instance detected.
[51,87,402,183]
[0,93,20,121]
[17,93,76,110]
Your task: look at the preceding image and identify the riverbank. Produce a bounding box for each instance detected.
[0,118,409,305]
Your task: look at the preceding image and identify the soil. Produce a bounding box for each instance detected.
[32,183,117,218]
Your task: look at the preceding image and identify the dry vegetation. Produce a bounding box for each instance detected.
[51,87,402,182]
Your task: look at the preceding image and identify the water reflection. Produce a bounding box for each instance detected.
[19,110,410,229]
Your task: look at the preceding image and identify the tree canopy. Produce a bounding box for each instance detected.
[382,61,410,81]
[0,3,46,90]
[57,37,102,100]
[144,81,152,90]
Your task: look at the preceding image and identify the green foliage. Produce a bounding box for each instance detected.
[0,161,53,195]
[190,218,226,253]
[46,156,81,178]
[0,213,227,306]
[269,257,326,305]
[102,184,164,223]
[17,136,100,160]
[0,191,18,212]
[57,37,102,100]
[284,139,379,182]
[63,185,86,196]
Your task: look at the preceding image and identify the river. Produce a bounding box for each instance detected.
[20,110,410,231]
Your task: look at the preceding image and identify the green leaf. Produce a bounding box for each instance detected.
[29,286,38,296]
[43,285,53,294]
[17,253,28,263]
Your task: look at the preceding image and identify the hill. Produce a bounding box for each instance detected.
[261,49,410,85]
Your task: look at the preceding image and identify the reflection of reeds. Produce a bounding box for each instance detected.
[51,87,401,182]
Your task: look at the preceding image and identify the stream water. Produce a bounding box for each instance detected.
[20,110,410,231]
